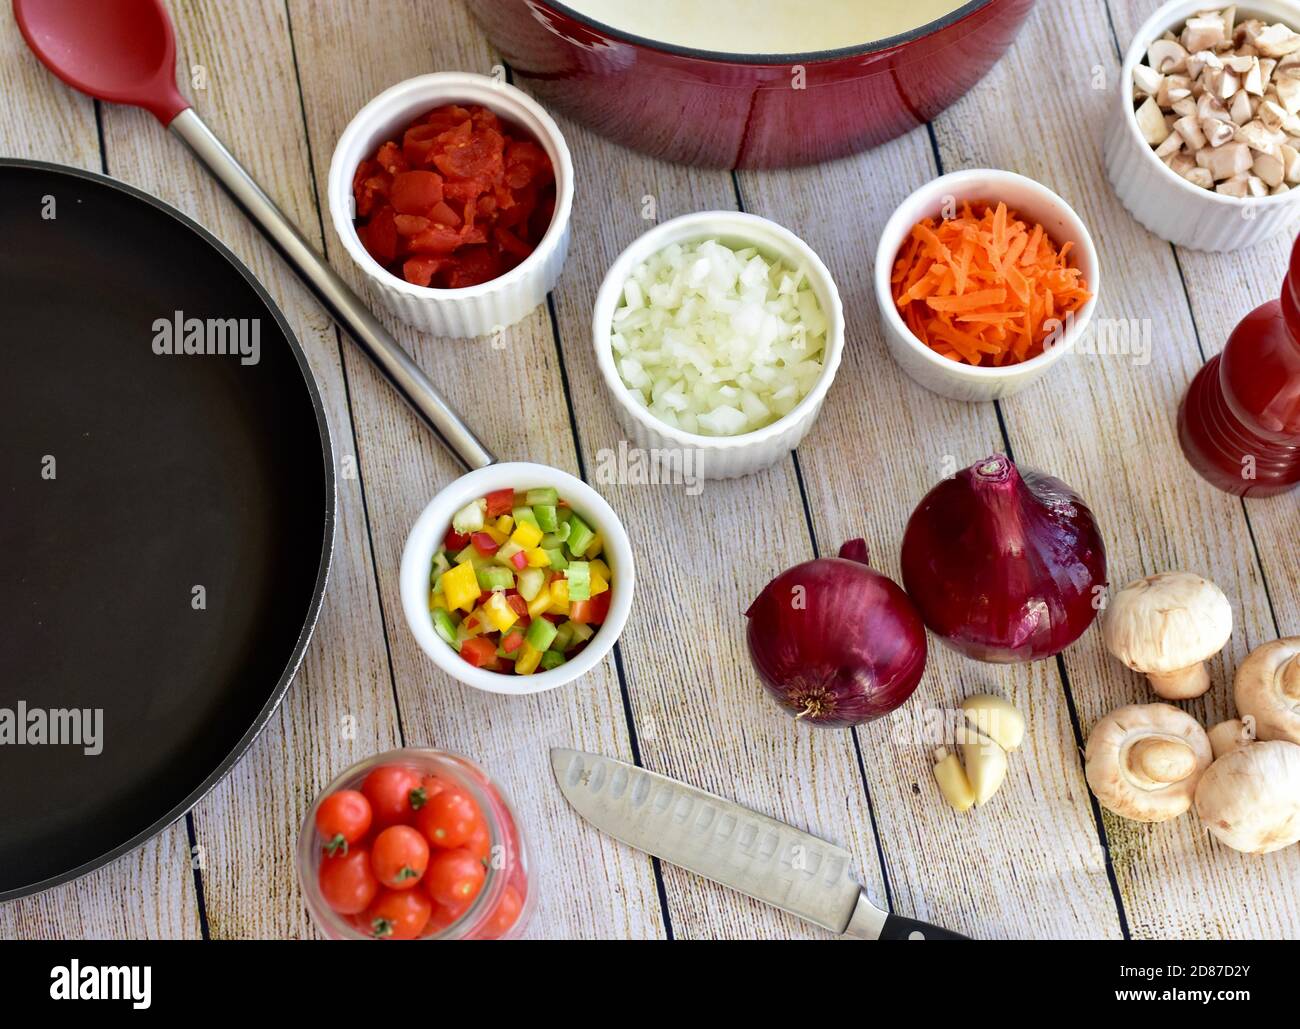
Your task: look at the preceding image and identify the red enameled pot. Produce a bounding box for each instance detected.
[465,0,1035,169]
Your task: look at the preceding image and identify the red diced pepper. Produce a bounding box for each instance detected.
[459,636,497,668]
[471,531,499,555]
[506,593,528,619]
[509,550,528,571]
[569,592,611,625]
[500,629,525,655]
[444,528,469,551]
[485,488,514,518]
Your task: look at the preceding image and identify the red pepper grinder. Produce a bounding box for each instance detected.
[1177,232,1300,497]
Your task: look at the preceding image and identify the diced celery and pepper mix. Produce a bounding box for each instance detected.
[430,488,612,674]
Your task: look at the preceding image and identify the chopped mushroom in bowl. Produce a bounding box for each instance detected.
[1105,0,1300,250]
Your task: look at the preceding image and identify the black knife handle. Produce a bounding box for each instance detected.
[879,913,969,940]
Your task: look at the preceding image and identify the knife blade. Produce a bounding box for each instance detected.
[551,748,967,939]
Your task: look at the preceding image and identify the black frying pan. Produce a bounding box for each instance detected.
[0,159,334,900]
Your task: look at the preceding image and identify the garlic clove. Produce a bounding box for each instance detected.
[962,731,1009,807]
[960,694,1026,753]
[932,747,975,813]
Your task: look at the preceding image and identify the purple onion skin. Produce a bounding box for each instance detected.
[745,540,928,728]
[900,455,1107,663]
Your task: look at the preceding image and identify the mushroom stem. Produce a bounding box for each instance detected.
[1146,662,1211,700]
[1127,737,1197,784]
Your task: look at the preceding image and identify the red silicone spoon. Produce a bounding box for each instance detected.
[13,0,493,470]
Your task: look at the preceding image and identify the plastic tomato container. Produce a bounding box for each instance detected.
[297,748,533,940]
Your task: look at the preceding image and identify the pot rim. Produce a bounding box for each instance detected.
[537,0,996,65]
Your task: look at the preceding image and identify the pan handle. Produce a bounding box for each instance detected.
[170,109,495,471]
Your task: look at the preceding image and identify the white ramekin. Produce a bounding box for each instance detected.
[328,73,574,338]
[1105,0,1300,251]
[400,462,634,696]
[592,211,845,480]
[874,169,1100,403]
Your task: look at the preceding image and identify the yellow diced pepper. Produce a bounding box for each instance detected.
[590,559,612,580]
[430,591,448,610]
[483,591,518,632]
[441,560,480,612]
[548,578,570,615]
[525,547,550,568]
[484,525,507,545]
[514,642,543,675]
[510,520,543,549]
[495,515,514,535]
[526,590,552,619]
[589,570,609,596]
[583,534,603,559]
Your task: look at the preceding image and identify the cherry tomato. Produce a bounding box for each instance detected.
[416,787,483,849]
[365,889,431,940]
[424,847,486,909]
[408,774,448,812]
[319,848,379,915]
[371,825,429,889]
[361,765,422,827]
[425,898,470,935]
[315,790,372,856]
[465,820,492,864]
[482,884,524,939]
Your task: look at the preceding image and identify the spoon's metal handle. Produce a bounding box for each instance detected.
[169,109,494,471]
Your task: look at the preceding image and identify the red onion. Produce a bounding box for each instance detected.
[900,455,1107,663]
[745,539,927,728]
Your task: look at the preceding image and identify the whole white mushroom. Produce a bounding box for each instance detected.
[1234,637,1300,746]
[1195,740,1300,854]
[1085,703,1214,822]
[1101,572,1232,700]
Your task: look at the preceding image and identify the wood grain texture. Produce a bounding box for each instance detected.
[285,0,665,939]
[737,137,1124,937]
[939,0,1300,938]
[0,6,201,940]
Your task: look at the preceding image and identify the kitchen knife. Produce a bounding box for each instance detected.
[551,748,967,940]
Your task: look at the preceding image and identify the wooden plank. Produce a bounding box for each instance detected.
[935,0,1300,938]
[737,144,1124,936]
[0,9,201,940]
[1107,0,1300,637]
[286,0,664,938]
[89,0,405,938]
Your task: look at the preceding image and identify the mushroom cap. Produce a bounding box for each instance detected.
[1101,572,1232,674]
[1085,703,1214,822]
[1234,636,1300,746]
[1194,740,1300,853]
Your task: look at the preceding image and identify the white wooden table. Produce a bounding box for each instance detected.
[2,0,1297,940]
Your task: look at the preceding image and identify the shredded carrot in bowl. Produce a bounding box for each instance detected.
[890,201,1092,367]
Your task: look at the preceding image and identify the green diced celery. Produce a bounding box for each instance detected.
[544,547,568,570]
[552,520,572,542]
[540,649,566,671]
[525,487,559,507]
[517,566,546,601]
[551,622,574,653]
[432,608,459,647]
[452,499,486,534]
[430,549,451,584]
[512,505,540,529]
[565,560,591,601]
[525,617,558,652]
[454,544,478,566]
[539,533,565,549]
[476,566,515,592]
[565,620,594,646]
[534,505,558,532]
[566,513,595,557]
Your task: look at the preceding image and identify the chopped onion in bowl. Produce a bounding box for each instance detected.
[609,239,827,437]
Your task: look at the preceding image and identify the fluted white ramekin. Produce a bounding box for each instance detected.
[328,73,574,338]
[1105,0,1300,251]
[874,169,1100,402]
[592,211,845,480]
[400,463,634,696]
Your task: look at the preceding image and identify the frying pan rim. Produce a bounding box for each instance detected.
[0,157,337,905]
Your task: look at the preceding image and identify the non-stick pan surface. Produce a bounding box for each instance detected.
[0,160,334,900]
